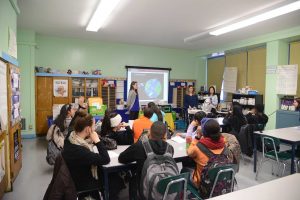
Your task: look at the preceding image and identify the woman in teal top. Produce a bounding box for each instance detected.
[147,102,165,122]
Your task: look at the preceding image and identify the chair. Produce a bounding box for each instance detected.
[187,165,236,199]
[156,172,189,200]
[206,165,236,198]
[256,136,293,180]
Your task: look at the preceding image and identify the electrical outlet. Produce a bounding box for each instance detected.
[29,125,33,130]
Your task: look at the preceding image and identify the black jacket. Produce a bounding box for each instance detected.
[246,113,268,127]
[237,124,254,157]
[43,154,77,200]
[223,114,247,135]
[106,126,134,145]
[118,139,174,185]
[62,139,110,192]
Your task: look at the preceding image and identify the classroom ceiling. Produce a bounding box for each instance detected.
[17,0,300,50]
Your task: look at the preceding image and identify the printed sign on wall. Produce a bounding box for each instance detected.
[53,79,68,97]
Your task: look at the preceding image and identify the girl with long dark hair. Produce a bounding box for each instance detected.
[147,102,164,122]
[47,104,75,148]
[127,81,140,120]
[223,104,247,135]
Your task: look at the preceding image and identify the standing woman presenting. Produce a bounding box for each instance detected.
[184,85,198,127]
[208,86,218,108]
[127,81,140,120]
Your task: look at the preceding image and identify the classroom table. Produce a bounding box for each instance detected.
[253,126,300,174]
[209,173,300,200]
[101,139,187,200]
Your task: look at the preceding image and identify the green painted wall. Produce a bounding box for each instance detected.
[264,40,289,130]
[17,30,36,134]
[0,0,17,54]
[35,35,200,80]
[18,33,205,134]
[17,25,300,134]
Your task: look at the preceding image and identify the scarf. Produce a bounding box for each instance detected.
[199,135,225,150]
[68,131,98,180]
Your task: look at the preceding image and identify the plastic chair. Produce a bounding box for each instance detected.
[207,165,236,198]
[256,136,293,180]
[77,189,102,200]
[157,172,189,200]
[187,165,236,199]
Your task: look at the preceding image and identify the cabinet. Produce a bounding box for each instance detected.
[176,87,187,108]
[276,110,300,128]
[232,94,263,109]
[7,64,22,186]
[102,86,116,110]
[72,78,101,103]
[35,73,102,135]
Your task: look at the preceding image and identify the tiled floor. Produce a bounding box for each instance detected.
[2,137,293,200]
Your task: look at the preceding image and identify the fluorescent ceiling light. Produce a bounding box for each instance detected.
[86,0,121,32]
[210,0,300,36]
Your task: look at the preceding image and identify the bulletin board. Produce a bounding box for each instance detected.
[168,79,196,103]
[0,61,8,133]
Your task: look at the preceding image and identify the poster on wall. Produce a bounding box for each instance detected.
[14,130,20,162]
[53,79,68,97]
[8,28,17,58]
[222,67,237,93]
[0,141,5,182]
[10,66,21,126]
[276,65,298,95]
[0,61,8,132]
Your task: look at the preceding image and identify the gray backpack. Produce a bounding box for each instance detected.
[46,125,62,165]
[140,135,179,200]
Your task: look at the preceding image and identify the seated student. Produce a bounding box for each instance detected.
[100,110,133,145]
[47,104,76,149]
[187,118,227,188]
[118,121,174,198]
[132,107,153,143]
[245,104,268,130]
[148,102,165,122]
[62,111,110,200]
[293,98,300,111]
[78,96,87,111]
[223,104,247,136]
[177,111,206,139]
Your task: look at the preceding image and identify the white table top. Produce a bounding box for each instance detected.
[255,126,300,142]
[103,139,187,168]
[188,109,211,115]
[209,174,300,200]
[214,117,224,126]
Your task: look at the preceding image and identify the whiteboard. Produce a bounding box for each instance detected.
[276,65,298,95]
[0,61,8,131]
[223,67,237,93]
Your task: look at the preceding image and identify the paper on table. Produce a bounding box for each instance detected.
[171,136,186,143]
[108,151,119,158]
[128,120,134,129]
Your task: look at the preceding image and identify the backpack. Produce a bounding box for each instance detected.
[197,143,232,199]
[140,135,179,200]
[46,125,62,165]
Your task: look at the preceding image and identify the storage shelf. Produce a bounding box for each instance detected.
[36,72,103,78]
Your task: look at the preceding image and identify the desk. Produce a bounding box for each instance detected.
[101,140,187,200]
[209,174,300,200]
[253,127,300,174]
